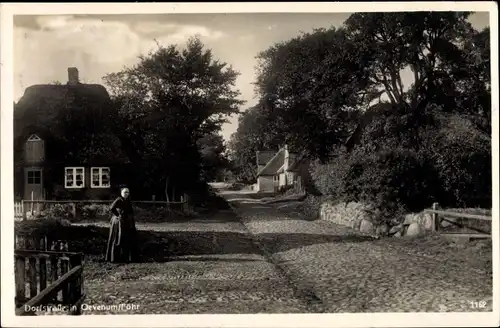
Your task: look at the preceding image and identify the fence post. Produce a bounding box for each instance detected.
[183,193,189,214]
[71,203,77,219]
[28,257,37,299]
[31,191,34,217]
[69,253,84,313]
[21,200,26,221]
[39,255,48,293]
[15,255,26,307]
[50,255,59,303]
[432,202,440,232]
[60,257,70,304]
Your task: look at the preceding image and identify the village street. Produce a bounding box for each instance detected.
[79,203,309,314]
[218,187,492,313]
[76,184,492,314]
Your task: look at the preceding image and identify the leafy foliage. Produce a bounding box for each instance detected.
[227,105,284,182]
[253,27,365,159]
[232,12,491,218]
[103,37,244,200]
[197,132,230,182]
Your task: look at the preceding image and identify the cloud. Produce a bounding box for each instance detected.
[13,15,229,101]
[36,15,76,30]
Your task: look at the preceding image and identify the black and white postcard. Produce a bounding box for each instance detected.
[1,2,498,327]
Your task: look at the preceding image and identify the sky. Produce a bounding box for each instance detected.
[13,12,490,141]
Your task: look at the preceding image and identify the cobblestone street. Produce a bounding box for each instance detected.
[221,190,493,313]
[76,188,493,315]
[80,210,309,314]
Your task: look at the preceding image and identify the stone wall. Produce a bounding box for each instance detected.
[320,200,441,238]
[319,201,376,234]
[389,212,435,237]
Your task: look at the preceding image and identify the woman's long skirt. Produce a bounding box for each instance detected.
[105,216,138,263]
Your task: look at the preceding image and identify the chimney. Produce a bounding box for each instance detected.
[68,67,79,85]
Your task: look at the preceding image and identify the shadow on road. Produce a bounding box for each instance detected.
[25,223,374,263]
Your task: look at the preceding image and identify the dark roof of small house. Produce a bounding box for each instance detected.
[14,82,130,165]
[257,148,286,176]
[256,150,276,165]
[14,83,112,140]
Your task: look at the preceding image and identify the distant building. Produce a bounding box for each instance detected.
[255,145,309,193]
[14,67,131,202]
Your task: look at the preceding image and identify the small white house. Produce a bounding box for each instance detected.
[255,145,308,193]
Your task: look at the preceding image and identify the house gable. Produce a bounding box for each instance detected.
[257,148,286,176]
[256,150,275,172]
[27,134,42,141]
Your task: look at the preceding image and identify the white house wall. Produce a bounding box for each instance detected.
[279,173,287,187]
[257,175,275,193]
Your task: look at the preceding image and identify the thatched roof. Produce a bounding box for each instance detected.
[14,82,112,141]
[14,69,129,164]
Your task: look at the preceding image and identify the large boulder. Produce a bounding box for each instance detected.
[404,212,434,231]
[403,214,416,225]
[359,219,375,234]
[406,222,424,237]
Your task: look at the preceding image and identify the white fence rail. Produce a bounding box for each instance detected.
[14,201,24,220]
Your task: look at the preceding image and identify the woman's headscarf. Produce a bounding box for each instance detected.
[121,188,130,199]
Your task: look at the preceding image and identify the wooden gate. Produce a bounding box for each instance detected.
[14,236,85,316]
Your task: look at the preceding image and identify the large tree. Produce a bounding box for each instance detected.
[341,12,491,150]
[254,27,365,160]
[103,37,244,200]
[250,12,490,160]
[227,103,285,182]
[236,11,491,210]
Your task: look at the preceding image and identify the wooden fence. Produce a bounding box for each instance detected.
[15,201,24,220]
[14,196,190,221]
[14,236,85,316]
[425,202,492,238]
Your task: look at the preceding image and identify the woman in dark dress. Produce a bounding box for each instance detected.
[105,188,139,263]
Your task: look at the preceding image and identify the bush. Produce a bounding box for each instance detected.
[422,113,492,208]
[37,203,75,220]
[312,146,440,223]
[80,204,109,219]
[310,147,353,200]
[300,194,334,220]
[34,201,189,223]
[15,218,73,246]
[227,182,246,191]
[346,148,439,220]
[15,218,72,235]
[310,111,491,223]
